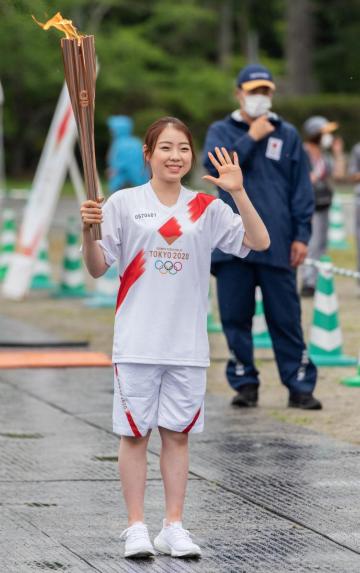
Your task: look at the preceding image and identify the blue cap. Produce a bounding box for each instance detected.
[236,64,275,91]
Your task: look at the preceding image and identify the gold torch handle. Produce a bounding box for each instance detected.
[33,15,102,239]
[61,35,102,240]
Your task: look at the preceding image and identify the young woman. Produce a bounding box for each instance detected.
[80,116,270,559]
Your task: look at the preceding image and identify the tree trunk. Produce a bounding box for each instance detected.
[218,0,233,70]
[235,0,249,58]
[247,30,259,64]
[285,0,317,94]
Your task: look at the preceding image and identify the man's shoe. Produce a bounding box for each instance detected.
[288,393,322,410]
[231,384,258,407]
[300,285,315,298]
[120,522,155,558]
[154,519,202,558]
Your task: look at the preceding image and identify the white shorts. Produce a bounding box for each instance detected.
[113,363,207,437]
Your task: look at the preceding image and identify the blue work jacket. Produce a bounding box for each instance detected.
[203,111,315,269]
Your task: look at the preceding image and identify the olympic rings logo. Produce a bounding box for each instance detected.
[155,259,183,275]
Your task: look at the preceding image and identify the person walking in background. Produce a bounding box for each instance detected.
[203,63,322,411]
[348,141,360,296]
[107,115,149,193]
[300,116,346,297]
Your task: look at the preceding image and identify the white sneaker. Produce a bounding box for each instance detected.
[154,519,202,558]
[120,522,155,558]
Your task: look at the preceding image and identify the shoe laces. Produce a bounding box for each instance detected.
[166,522,192,541]
[120,522,148,542]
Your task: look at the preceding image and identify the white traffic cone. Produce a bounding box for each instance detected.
[0,208,16,281]
[207,283,222,333]
[54,217,87,298]
[85,264,119,308]
[341,353,360,387]
[309,255,356,366]
[327,194,349,250]
[252,286,272,349]
[31,238,54,289]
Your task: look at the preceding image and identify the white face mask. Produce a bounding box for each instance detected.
[321,133,334,149]
[243,94,272,118]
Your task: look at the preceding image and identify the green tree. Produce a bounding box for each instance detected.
[1,0,359,177]
[313,0,360,93]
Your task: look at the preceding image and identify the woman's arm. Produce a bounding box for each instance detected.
[230,188,270,251]
[80,199,108,278]
[203,147,270,251]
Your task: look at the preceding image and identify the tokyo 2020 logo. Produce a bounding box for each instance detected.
[155,260,183,275]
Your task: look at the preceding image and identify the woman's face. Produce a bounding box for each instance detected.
[145,125,193,182]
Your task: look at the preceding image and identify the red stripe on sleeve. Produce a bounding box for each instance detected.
[187,193,216,223]
[182,408,201,433]
[115,250,146,314]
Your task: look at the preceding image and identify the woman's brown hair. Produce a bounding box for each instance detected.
[143,116,196,167]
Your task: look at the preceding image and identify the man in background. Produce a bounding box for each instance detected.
[203,64,321,410]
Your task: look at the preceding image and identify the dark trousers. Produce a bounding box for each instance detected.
[215,259,317,395]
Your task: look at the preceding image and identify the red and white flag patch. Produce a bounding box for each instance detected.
[265,137,283,161]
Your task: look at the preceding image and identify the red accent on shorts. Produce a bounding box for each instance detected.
[158,217,183,245]
[125,410,142,438]
[182,408,201,433]
[56,105,73,146]
[114,364,142,438]
[115,250,146,314]
[188,193,216,222]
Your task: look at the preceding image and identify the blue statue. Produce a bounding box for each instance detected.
[107,115,149,193]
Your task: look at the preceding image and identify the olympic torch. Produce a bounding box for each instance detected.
[33,12,101,239]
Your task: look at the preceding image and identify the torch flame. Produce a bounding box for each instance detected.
[32,12,83,41]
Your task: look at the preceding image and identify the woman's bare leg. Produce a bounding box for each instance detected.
[118,432,151,526]
[159,427,189,523]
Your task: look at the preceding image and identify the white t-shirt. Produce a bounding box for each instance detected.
[98,182,249,366]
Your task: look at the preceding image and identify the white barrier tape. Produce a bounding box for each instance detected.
[304,258,360,280]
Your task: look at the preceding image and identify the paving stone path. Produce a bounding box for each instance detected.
[1,318,360,572]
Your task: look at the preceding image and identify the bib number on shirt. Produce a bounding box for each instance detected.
[265,137,283,161]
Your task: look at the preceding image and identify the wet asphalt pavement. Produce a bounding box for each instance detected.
[1,317,360,572]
